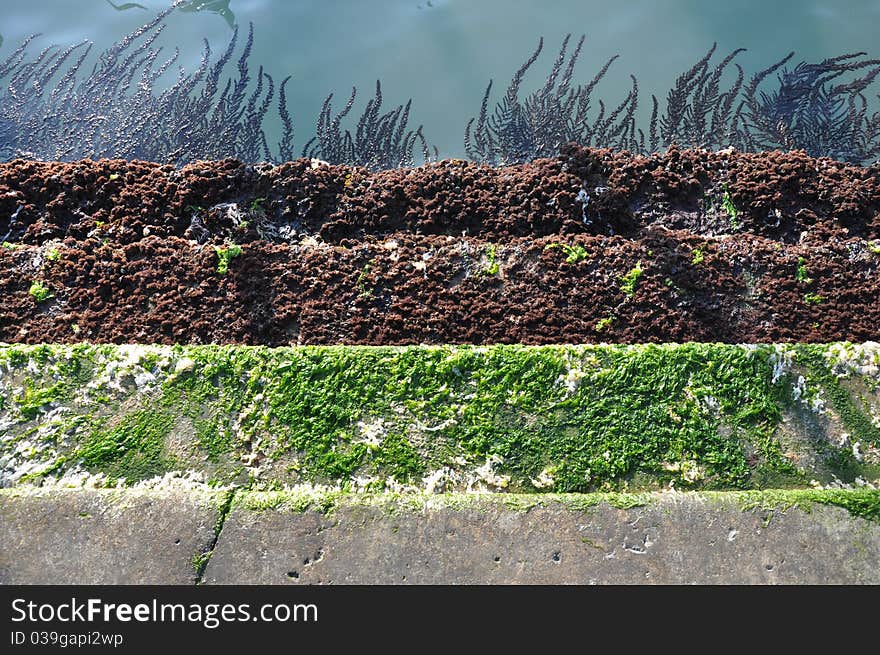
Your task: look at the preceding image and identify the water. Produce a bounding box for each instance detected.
[2,0,879,162]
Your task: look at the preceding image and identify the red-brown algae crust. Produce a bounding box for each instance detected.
[0,146,877,345]
[1,231,878,345]
[1,146,877,244]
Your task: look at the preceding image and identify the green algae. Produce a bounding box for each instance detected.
[1,342,878,491]
[726,488,880,523]
[194,416,234,463]
[796,346,880,448]
[77,410,175,481]
[15,379,67,420]
[214,243,242,275]
[234,488,880,524]
[620,262,643,297]
[233,489,654,515]
[192,488,236,583]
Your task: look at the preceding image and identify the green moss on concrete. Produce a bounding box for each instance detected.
[237,488,345,514]
[194,417,234,463]
[234,488,880,523]
[234,489,654,515]
[77,410,175,482]
[796,346,880,448]
[251,344,771,489]
[1,343,878,491]
[727,488,880,523]
[5,345,95,420]
[15,379,66,420]
[192,488,236,583]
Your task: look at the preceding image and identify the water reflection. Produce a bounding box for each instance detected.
[0,1,877,166]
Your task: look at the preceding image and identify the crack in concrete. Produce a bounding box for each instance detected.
[194,489,236,585]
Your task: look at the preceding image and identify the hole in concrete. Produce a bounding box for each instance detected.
[287,570,299,579]
[174,539,180,545]
[304,549,325,567]
[765,564,774,571]
[552,551,561,562]
[493,556,501,563]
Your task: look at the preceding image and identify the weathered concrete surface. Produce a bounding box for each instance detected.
[2,490,877,584]
[0,488,221,584]
[204,495,880,584]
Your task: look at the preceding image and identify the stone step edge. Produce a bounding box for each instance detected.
[2,486,878,521]
[2,487,878,585]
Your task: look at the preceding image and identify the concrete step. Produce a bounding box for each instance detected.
[2,488,878,584]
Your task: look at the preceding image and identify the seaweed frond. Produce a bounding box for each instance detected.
[302,80,438,170]
[464,34,638,165]
[649,43,746,152]
[0,2,293,165]
[733,52,880,163]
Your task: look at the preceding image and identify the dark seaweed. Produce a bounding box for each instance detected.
[302,80,438,171]
[649,43,746,152]
[466,38,880,166]
[464,35,638,165]
[732,52,880,163]
[0,2,293,165]
[1,1,879,168]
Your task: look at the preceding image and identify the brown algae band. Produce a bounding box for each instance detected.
[1,342,878,492]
